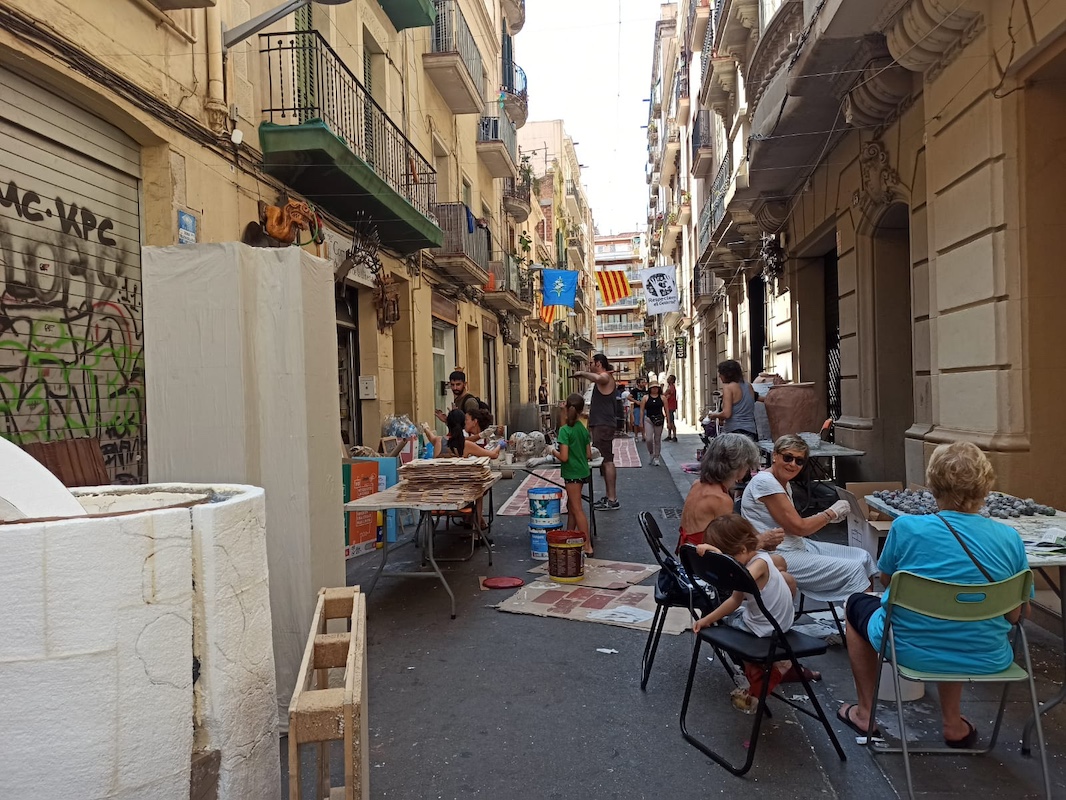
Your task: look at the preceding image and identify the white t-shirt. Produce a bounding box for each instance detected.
[741,470,804,551]
[737,551,795,637]
[621,389,631,409]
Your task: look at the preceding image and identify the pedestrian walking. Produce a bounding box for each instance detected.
[665,374,678,441]
[550,393,593,556]
[573,354,620,510]
[631,377,647,441]
[641,380,666,466]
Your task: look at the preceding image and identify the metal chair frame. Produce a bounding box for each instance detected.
[678,545,846,777]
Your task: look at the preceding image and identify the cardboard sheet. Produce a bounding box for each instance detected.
[496,579,691,635]
[528,558,659,589]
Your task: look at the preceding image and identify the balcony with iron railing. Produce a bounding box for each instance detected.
[598,320,646,335]
[484,253,532,316]
[688,0,711,51]
[693,266,719,312]
[565,179,587,220]
[423,0,484,114]
[377,0,436,30]
[477,113,518,178]
[566,229,587,267]
[258,30,441,253]
[502,176,532,222]
[429,202,490,285]
[502,60,529,127]
[674,57,690,121]
[692,109,715,175]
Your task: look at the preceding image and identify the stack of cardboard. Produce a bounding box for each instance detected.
[398,457,494,498]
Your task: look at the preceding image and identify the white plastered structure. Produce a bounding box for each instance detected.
[0,483,279,800]
[141,242,345,723]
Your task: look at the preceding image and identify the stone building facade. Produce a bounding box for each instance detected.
[663,0,1066,507]
[0,0,547,477]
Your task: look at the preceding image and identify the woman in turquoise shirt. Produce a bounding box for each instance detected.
[838,442,1029,748]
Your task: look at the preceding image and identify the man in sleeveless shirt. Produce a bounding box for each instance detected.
[573,354,620,510]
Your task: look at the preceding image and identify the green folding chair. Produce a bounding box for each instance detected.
[870,570,1051,799]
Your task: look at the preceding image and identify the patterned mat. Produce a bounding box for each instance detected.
[612,435,643,468]
[498,469,569,516]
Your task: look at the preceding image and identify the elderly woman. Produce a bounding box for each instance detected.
[679,433,783,552]
[838,442,1029,746]
[741,434,877,600]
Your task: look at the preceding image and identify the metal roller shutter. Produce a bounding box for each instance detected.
[0,66,145,483]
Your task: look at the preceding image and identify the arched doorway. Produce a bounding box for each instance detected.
[870,202,913,479]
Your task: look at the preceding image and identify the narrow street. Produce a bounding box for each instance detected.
[284,429,1065,798]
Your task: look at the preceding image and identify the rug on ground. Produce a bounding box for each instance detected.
[612,435,642,468]
[496,580,690,635]
[528,558,658,589]
[498,469,568,516]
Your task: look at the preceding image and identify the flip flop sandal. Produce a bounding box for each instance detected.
[837,704,880,738]
[944,719,978,749]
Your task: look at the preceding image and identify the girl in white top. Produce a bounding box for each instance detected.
[692,513,815,710]
[692,514,795,638]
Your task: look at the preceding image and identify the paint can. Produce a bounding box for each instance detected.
[547,529,586,583]
[529,525,552,560]
[528,487,563,528]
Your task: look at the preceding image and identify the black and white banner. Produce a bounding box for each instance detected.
[639,266,680,314]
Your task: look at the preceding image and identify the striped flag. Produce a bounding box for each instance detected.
[539,303,560,325]
[596,270,632,307]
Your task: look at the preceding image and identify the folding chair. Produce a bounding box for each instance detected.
[678,545,846,776]
[637,512,717,690]
[870,570,1051,800]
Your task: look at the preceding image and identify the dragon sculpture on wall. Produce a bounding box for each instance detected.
[242,198,317,247]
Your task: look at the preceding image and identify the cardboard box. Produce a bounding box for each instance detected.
[343,460,380,558]
[351,456,403,545]
[845,481,903,521]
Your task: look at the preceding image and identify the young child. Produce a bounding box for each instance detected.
[551,393,593,556]
[691,514,812,711]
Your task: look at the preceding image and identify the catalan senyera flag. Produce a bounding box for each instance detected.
[596,270,632,307]
[539,303,560,325]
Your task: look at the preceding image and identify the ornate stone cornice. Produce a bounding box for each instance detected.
[746,0,803,111]
[844,57,913,128]
[851,140,908,221]
[884,0,983,80]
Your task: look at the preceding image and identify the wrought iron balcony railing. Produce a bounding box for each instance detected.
[432,0,484,94]
[502,59,528,99]
[478,115,517,162]
[260,31,437,221]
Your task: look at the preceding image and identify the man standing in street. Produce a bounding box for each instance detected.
[435,369,481,423]
[574,354,620,510]
[538,380,549,406]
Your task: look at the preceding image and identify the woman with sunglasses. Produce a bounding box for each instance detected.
[740,434,878,599]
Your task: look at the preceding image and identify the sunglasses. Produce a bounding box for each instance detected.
[778,453,807,467]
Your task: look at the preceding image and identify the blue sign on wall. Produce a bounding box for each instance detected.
[178,210,197,244]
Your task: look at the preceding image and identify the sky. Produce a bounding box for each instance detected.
[517,1,661,236]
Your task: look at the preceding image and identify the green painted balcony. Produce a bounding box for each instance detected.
[258,31,442,253]
[380,0,435,30]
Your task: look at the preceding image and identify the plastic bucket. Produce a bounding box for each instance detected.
[547,529,586,583]
[528,487,563,528]
[529,526,551,560]
[877,671,925,703]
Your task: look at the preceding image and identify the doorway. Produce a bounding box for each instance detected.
[871,203,913,479]
[432,321,456,429]
[748,276,766,378]
[823,249,841,421]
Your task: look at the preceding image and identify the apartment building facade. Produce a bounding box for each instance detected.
[518,119,596,402]
[659,0,1066,507]
[593,232,647,383]
[0,0,547,478]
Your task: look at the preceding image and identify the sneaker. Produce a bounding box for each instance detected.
[594,498,621,511]
[651,457,660,466]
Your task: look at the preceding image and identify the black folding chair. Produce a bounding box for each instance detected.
[678,545,846,776]
[637,511,717,690]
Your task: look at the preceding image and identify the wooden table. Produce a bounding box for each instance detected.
[864,495,1066,755]
[344,474,500,619]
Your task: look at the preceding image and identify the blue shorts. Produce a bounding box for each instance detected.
[633,409,643,426]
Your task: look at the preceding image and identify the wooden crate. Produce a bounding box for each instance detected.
[288,587,369,800]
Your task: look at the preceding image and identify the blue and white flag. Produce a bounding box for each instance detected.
[639,266,680,314]
[541,269,579,308]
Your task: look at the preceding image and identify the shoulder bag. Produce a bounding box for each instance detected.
[934,512,993,581]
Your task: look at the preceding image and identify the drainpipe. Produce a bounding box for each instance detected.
[204,5,228,134]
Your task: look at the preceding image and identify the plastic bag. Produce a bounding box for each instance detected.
[382,414,418,439]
